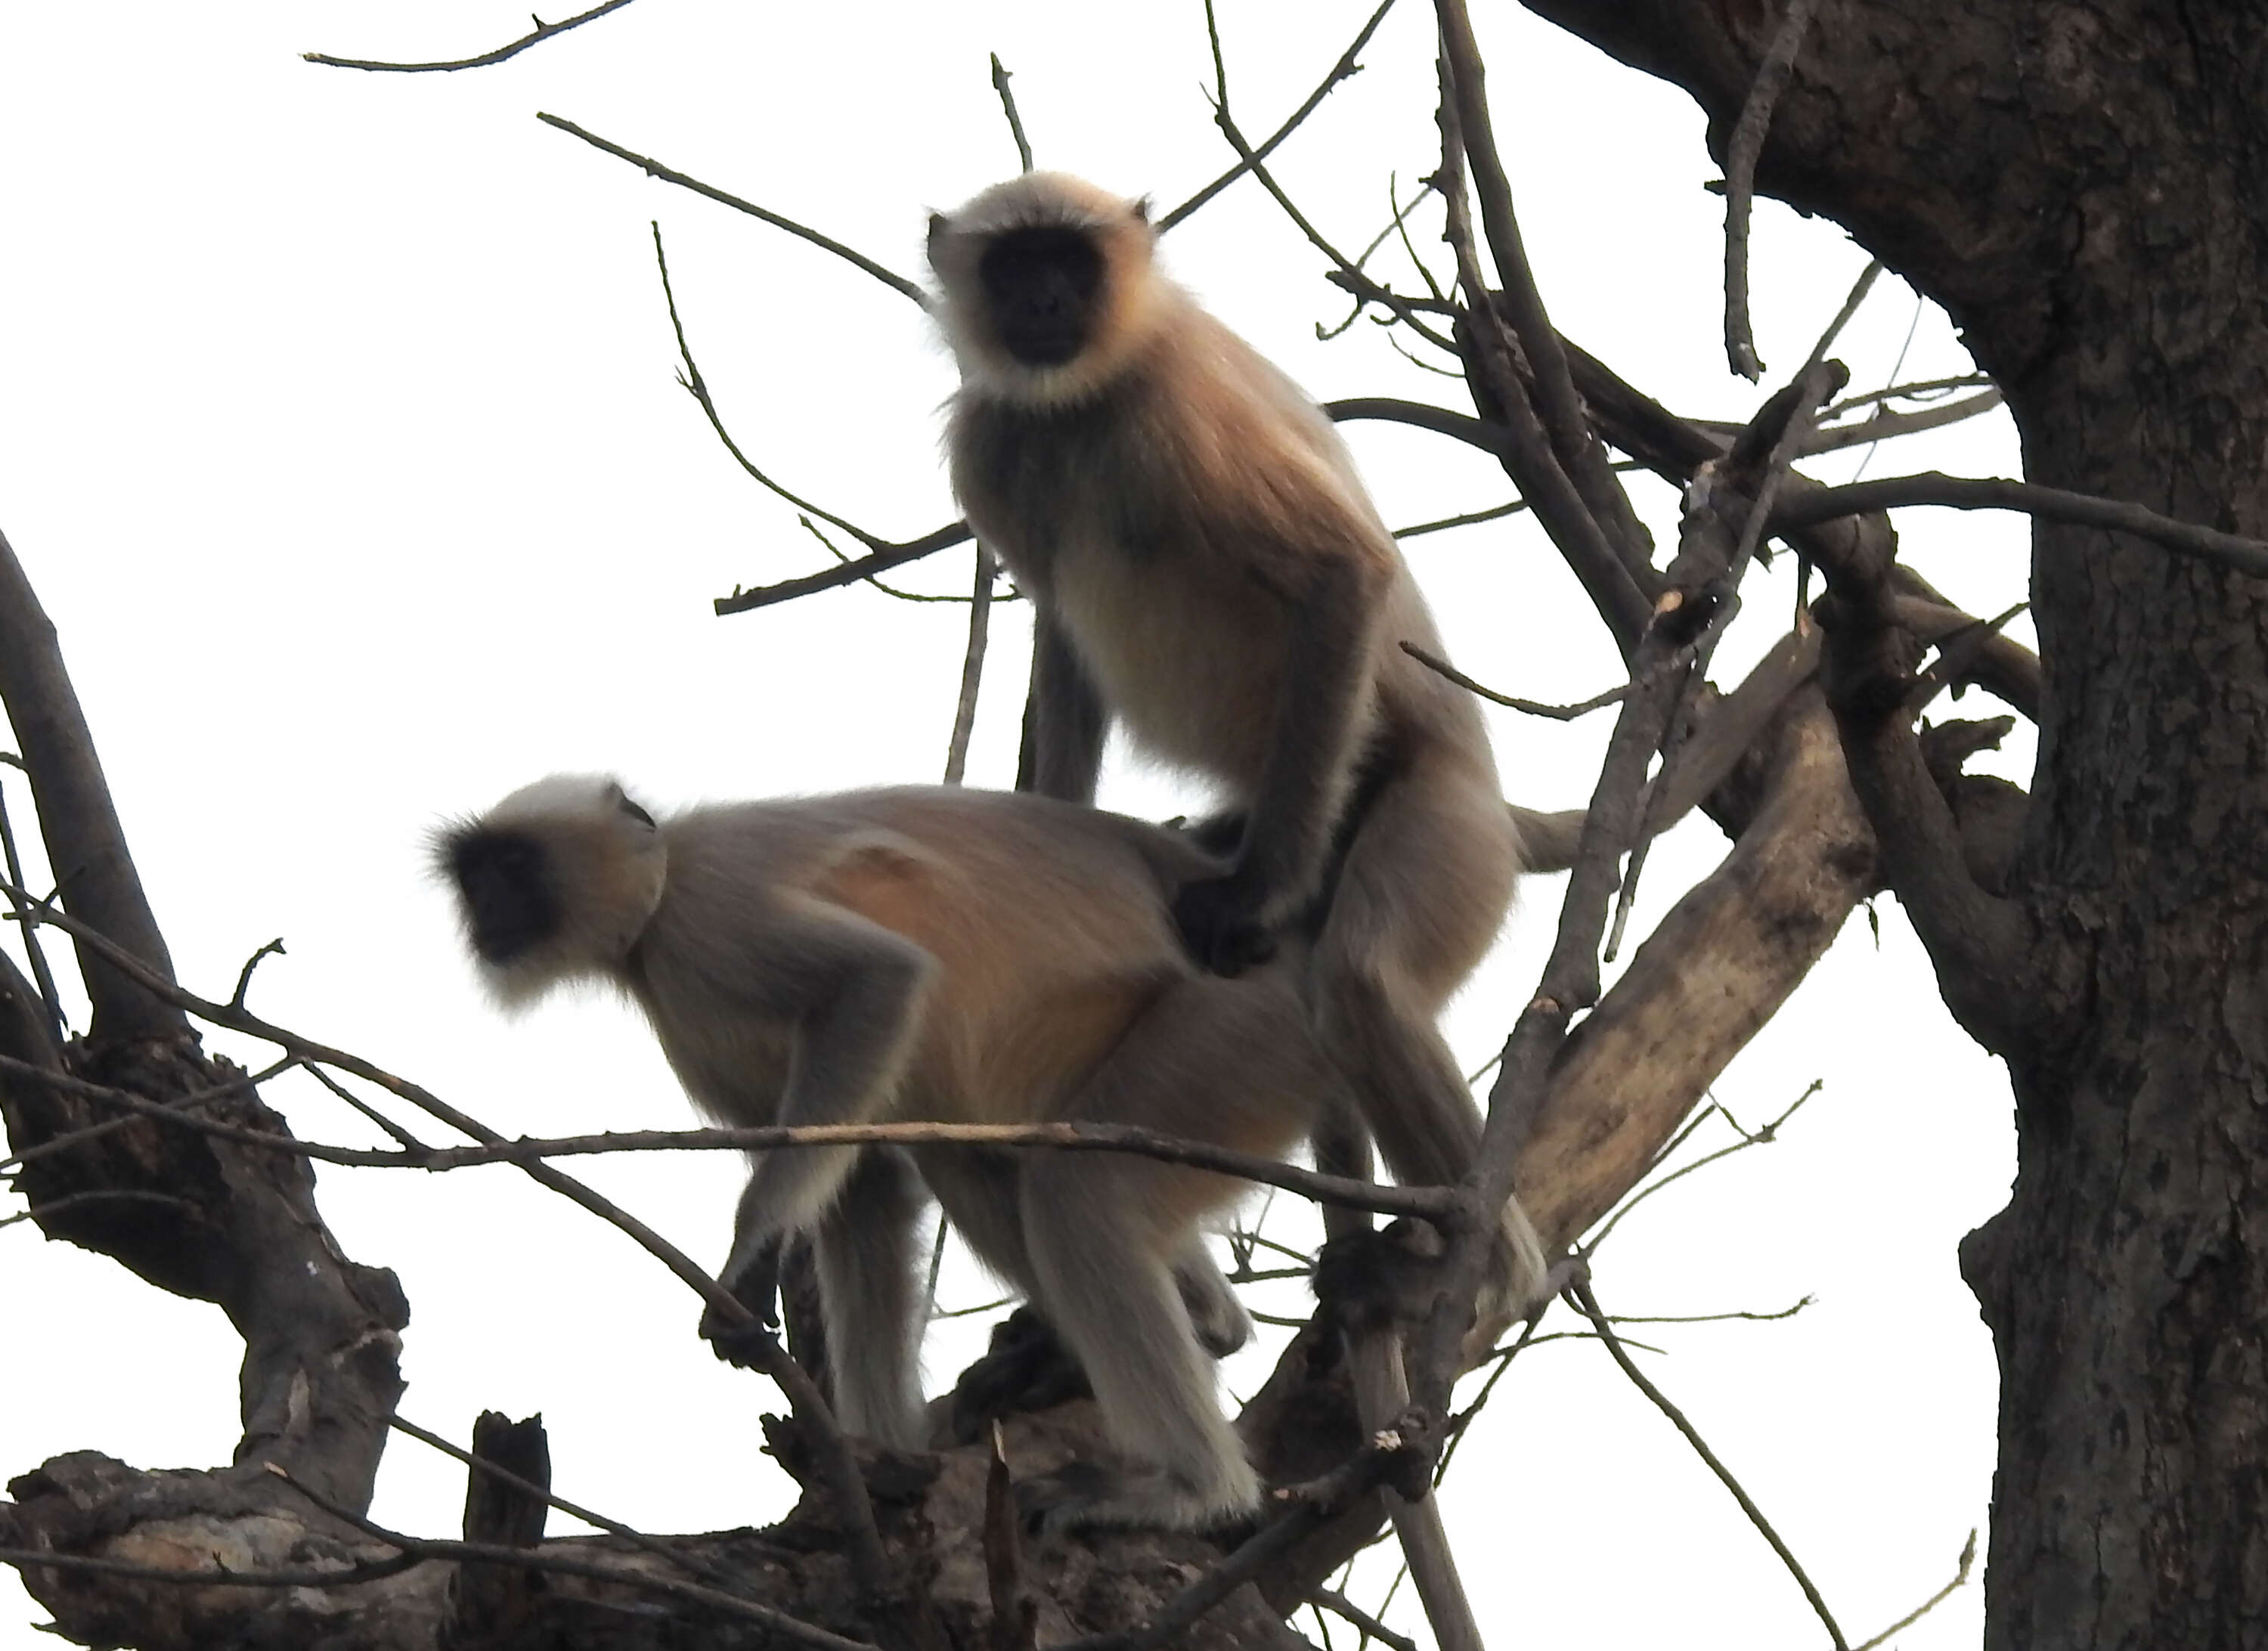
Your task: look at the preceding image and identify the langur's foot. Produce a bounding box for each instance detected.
[1018,1456,1263,1536]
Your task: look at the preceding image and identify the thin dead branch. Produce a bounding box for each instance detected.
[1805,389,2005,454]
[1774,470,2268,576]
[943,548,998,783]
[1436,0,1653,572]
[989,54,1034,173]
[1569,1279,1849,1651]
[1162,0,1400,232]
[1853,1531,1978,1650]
[305,0,641,72]
[541,114,926,303]
[1722,0,1823,378]
[1400,643,1627,719]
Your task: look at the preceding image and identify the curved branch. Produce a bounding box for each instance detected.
[305,0,641,73]
[1771,470,2268,576]
[537,115,926,304]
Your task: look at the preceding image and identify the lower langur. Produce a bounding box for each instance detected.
[928,172,1546,1337]
[439,773,1353,1531]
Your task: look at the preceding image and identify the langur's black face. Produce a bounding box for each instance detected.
[448,828,557,965]
[978,227,1103,367]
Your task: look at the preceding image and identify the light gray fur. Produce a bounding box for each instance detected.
[445,773,1356,1529]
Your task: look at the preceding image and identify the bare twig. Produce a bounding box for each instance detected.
[644,222,971,610]
[793,515,974,604]
[1400,643,1626,720]
[0,1037,1453,1222]
[1852,1530,1978,1650]
[1570,1278,1849,1650]
[1312,1588,1418,1651]
[1606,1297,1813,1325]
[1829,373,1994,416]
[1772,470,2268,577]
[1722,0,1823,378]
[306,0,641,71]
[1161,0,1400,232]
[1394,498,1527,538]
[1430,70,1654,653]
[943,548,998,783]
[229,937,285,1009]
[302,1062,433,1153]
[1585,1080,1823,1253]
[1436,0,1652,574]
[989,54,1035,173]
[542,115,925,303]
[1805,389,2005,454]
[717,525,971,615]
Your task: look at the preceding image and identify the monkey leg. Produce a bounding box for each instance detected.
[920,1148,1248,1447]
[916,1145,1250,1355]
[810,1149,931,1451]
[1018,972,1325,1532]
[1311,752,1545,1355]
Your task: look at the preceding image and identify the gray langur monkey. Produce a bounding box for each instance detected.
[438,773,1356,1532]
[926,172,1545,1334]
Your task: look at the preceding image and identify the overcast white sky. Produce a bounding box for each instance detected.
[0,5,2034,1646]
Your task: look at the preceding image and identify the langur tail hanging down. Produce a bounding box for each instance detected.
[439,773,1358,1532]
[928,172,1546,1341]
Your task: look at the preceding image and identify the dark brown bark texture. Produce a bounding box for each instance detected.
[1526,1,2268,1644]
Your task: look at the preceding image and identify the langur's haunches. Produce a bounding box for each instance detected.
[928,173,1545,1334]
[440,773,1351,1532]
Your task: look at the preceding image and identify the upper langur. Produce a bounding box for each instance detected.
[927,173,1545,1329]
[438,773,1357,1532]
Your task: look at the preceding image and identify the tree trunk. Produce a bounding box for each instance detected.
[1525,2,2268,1643]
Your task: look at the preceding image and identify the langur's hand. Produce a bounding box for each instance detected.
[1171,872,1278,976]
[700,1240,783,1365]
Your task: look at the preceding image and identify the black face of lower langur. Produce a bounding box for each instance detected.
[978,227,1102,367]
[448,829,558,965]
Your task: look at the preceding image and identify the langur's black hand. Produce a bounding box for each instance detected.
[1171,872,1278,976]
[700,1239,783,1364]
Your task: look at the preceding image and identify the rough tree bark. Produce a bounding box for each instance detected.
[1525,2,2268,1644]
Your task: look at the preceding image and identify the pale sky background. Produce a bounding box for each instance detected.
[0,5,2034,1646]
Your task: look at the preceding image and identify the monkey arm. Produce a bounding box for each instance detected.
[1174,545,1387,970]
[714,912,935,1295]
[1016,610,1107,801]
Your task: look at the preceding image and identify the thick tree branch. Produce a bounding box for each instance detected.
[0,527,183,1044]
